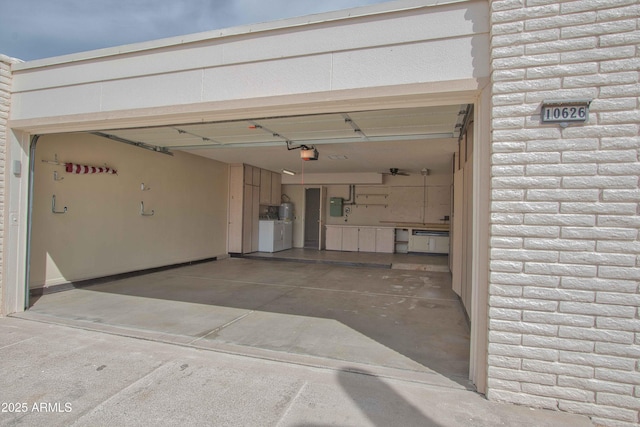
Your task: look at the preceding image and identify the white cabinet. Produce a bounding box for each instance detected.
[375,228,395,253]
[325,226,394,253]
[326,227,343,251]
[259,220,293,252]
[358,228,377,252]
[408,230,450,254]
[341,227,359,252]
[432,236,450,253]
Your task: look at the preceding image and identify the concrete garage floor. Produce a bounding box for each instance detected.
[22,255,468,389]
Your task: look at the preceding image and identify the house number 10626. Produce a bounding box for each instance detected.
[541,101,590,124]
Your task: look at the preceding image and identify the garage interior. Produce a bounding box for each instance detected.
[20,102,478,389]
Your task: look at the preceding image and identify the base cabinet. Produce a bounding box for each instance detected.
[375,228,395,253]
[326,226,394,253]
[341,227,359,252]
[408,231,450,254]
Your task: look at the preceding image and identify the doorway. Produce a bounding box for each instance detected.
[304,188,320,249]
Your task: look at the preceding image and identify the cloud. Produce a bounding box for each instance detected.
[0,0,388,61]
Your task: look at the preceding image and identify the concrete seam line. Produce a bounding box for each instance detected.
[188,311,255,345]
[68,363,170,426]
[275,381,308,427]
[0,336,36,351]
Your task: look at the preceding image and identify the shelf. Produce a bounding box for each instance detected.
[357,194,388,198]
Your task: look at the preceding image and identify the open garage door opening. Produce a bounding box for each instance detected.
[22,103,483,390]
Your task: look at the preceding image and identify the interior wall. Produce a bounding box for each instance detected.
[287,173,451,224]
[30,134,229,288]
[283,173,452,248]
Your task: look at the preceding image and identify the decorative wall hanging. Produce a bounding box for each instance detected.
[65,163,117,175]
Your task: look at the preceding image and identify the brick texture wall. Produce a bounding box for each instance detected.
[488,1,640,426]
[0,55,14,311]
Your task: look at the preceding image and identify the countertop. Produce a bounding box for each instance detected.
[394,223,450,231]
[327,223,449,231]
[325,224,395,229]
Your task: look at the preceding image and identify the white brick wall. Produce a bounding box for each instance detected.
[488,1,640,426]
[0,55,19,313]
[0,55,14,311]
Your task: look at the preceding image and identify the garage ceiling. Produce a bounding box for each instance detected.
[94,104,469,175]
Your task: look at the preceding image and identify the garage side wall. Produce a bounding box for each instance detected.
[488,1,640,426]
[30,134,228,288]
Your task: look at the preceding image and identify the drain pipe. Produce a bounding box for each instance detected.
[24,135,39,309]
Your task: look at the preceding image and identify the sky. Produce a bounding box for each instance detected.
[0,0,391,61]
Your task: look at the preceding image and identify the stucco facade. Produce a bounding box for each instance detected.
[1,1,638,426]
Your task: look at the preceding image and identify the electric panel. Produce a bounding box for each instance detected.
[330,197,343,217]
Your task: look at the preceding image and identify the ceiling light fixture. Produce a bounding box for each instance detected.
[282,169,296,176]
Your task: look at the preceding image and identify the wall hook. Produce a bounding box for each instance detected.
[51,195,67,214]
[42,154,63,166]
[141,183,151,191]
[54,171,64,181]
[140,201,154,216]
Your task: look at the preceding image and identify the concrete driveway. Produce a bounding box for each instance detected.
[0,315,594,426]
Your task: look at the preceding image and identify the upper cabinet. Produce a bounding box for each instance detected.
[259,168,282,206]
[260,169,272,205]
[271,172,281,205]
[243,164,254,186]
